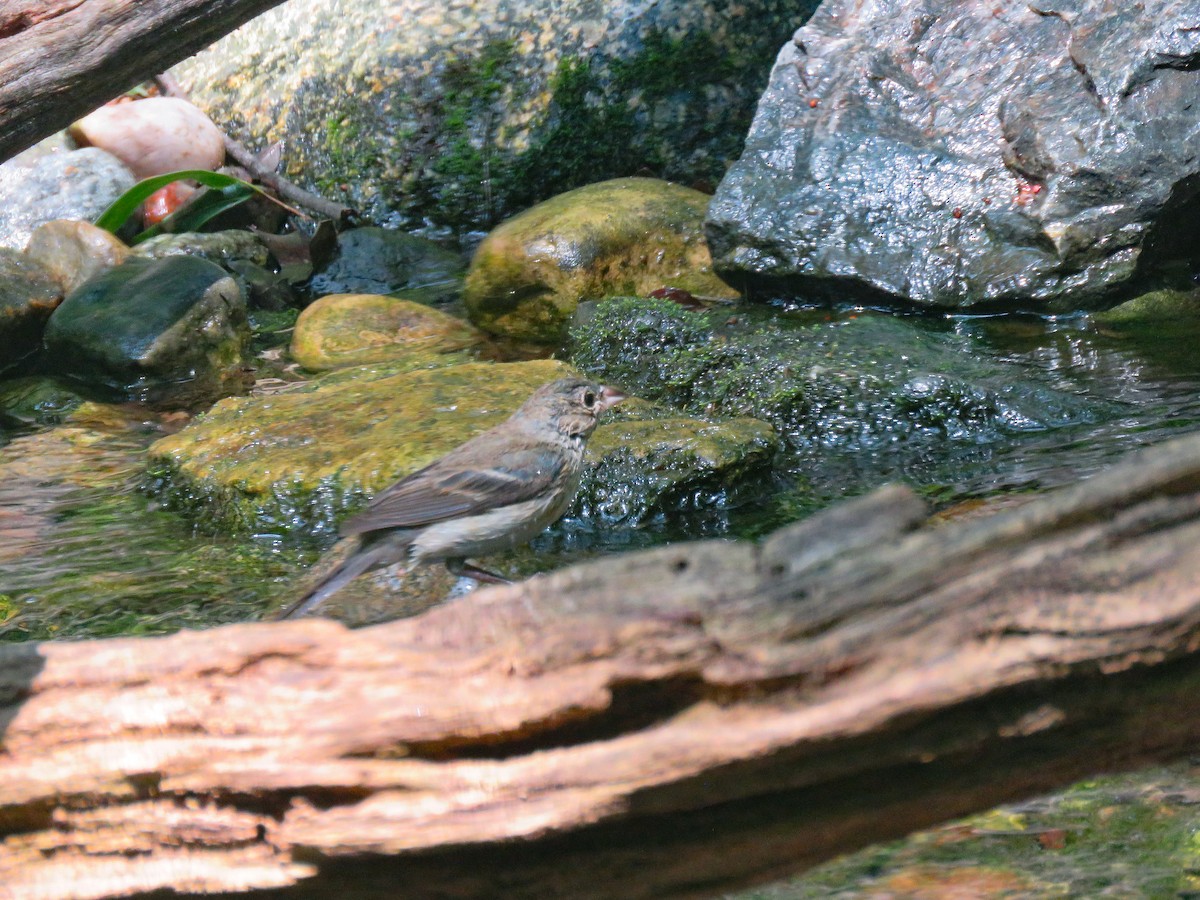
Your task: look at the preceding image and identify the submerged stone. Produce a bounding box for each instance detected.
[0,377,84,434]
[309,227,465,303]
[291,293,483,371]
[43,256,251,406]
[0,249,63,376]
[465,178,737,342]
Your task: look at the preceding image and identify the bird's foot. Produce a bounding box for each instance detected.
[446,558,512,585]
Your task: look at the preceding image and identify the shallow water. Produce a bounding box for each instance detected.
[2,308,1200,641]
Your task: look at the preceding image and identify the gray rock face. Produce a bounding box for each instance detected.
[43,256,251,406]
[171,0,819,232]
[706,0,1200,311]
[0,147,136,251]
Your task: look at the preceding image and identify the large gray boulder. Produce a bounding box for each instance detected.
[706,0,1200,311]
[171,0,819,232]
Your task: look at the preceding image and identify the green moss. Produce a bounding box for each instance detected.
[1095,288,1200,325]
[752,766,1200,898]
[611,29,738,98]
[508,58,641,212]
[145,359,577,542]
[427,40,524,227]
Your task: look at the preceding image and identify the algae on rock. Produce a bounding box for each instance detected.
[464,177,737,342]
[290,293,483,371]
[146,359,580,541]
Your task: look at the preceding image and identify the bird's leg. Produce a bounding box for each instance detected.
[445,558,512,585]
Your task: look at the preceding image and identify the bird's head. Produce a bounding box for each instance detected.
[520,377,627,440]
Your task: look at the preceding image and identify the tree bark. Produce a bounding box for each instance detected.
[0,0,288,164]
[4,431,1200,899]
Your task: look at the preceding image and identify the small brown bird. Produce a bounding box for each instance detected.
[274,376,626,619]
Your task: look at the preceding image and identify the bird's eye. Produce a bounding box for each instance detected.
[582,390,596,408]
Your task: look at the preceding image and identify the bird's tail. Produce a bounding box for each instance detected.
[271,538,397,621]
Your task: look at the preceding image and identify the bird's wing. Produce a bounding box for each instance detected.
[340,441,569,536]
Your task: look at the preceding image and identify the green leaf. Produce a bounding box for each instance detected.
[132,183,258,244]
[93,170,265,234]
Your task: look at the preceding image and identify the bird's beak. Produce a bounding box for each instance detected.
[597,385,628,412]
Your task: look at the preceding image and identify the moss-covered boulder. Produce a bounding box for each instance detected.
[42,256,251,406]
[0,248,63,376]
[1094,287,1200,325]
[147,359,577,540]
[579,410,777,524]
[291,293,482,371]
[309,227,466,303]
[464,178,737,342]
[146,357,776,545]
[570,296,1114,471]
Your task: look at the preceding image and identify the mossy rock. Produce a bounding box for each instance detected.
[290,293,483,371]
[570,296,1113,454]
[146,359,578,540]
[579,413,777,524]
[132,230,272,269]
[464,178,737,343]
[1095,288,1200,325]
[147,354,776,546]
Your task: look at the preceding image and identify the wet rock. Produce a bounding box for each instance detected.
[145,359,580,540]
[226,259,297,311]
[0,377,84,432]
[309,227,465,303]
[133,231,278,310]
[578,411,777,524]
[0,147,136,251]
[570,296,1109,456]
[0,249,64,376]
[291,293,482,371]
[707,0,1200,311]
[24,220,131,294]
[70,98,226,180]
[171,0,821,231]
[146,356,769,545]
[465,178,737,342]
[132,230,272,269]
[43,256,251,406]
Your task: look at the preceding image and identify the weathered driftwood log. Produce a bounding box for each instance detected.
[4,431,1200,899]
[0,0,288,164]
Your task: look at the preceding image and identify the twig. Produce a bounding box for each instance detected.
[154,72,358,224]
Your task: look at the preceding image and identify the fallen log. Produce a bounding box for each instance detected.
[4,430,1200,899]
[0,0,288,164]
